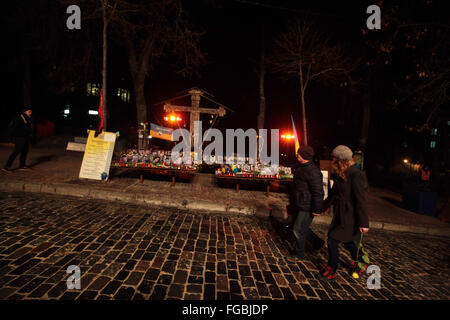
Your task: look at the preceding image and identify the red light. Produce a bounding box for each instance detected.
[164,114,182,122]
[281,133,295,141]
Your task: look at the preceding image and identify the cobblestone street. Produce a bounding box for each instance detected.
[0,192,448,300]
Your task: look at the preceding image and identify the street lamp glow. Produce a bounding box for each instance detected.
[64,109,70,114]
[88,110,98,115]
[403,159,409,164]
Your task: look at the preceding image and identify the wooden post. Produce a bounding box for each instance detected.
[266,184,270,197]
[163,89,226,152]
[140,175,143,183]
[236,183,239,193]
[171,175,175,186]
[101,0,108,131]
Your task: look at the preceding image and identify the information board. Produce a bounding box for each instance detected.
[79,130,116,181]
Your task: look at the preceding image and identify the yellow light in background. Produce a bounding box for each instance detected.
[403,159,409,164]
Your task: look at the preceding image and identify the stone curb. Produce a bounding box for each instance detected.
[0,181,449,238]
[313,214,450,237]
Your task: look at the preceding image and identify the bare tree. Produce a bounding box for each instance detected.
[272,20,355,145]
[257,24,266,131]
[99,0,119,131]
[111,0,204,125]
[362,1,449,133]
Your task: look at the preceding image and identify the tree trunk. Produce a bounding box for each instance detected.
[102,3,108,131]
[126,33,150,127]
[359,100,371,151]
[300,89,307,146]
[134,78,147,125]
[359,80,373,151]
[299,65,308,145]
[257,26,266,131]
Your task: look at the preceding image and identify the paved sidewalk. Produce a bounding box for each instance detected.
[0,145,449,237]
[0,192,449,300]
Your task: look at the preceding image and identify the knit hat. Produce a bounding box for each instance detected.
[23,106,32,112]
[297,145,314,160]
[331,145,353,160]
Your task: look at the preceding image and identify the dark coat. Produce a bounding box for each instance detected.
[324,165,369,243]
[8,113,33,139]
[292,161,324,213]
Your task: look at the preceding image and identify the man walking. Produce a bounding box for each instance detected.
[287,145,325,262]
[3,106,34,172]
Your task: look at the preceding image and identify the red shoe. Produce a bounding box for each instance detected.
[350,261,367,275]
[319,265,337,280]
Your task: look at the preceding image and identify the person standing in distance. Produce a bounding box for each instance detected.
[287,145,325,262]
[3,106,34,172]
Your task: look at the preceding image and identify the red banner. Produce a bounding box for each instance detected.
[97,88,104,133]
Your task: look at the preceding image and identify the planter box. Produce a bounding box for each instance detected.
[402,184,438,217]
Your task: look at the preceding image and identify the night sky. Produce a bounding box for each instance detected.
[147,0,372,146]
[1,0,448,173]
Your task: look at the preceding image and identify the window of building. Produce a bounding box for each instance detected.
[87,83,101,96]
[430,141,436,149]
[117,88,130,103]
[63,104,70,117]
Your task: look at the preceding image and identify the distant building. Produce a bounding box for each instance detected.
[59,81,132,136]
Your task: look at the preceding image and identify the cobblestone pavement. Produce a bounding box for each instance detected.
[0,192,448,300]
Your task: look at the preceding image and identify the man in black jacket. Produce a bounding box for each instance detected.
[3,107,34,172]
[287,145,325,262]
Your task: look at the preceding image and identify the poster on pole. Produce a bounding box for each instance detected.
[79,130,116,181]
[150,123,173,141]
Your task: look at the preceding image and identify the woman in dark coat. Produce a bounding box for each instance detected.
[319,145,369,280]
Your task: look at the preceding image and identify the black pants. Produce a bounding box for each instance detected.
[292,210,323,258]
[6,137,29,168]
[327,237,358,271]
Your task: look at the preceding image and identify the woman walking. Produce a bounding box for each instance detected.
[319,145,369,280]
